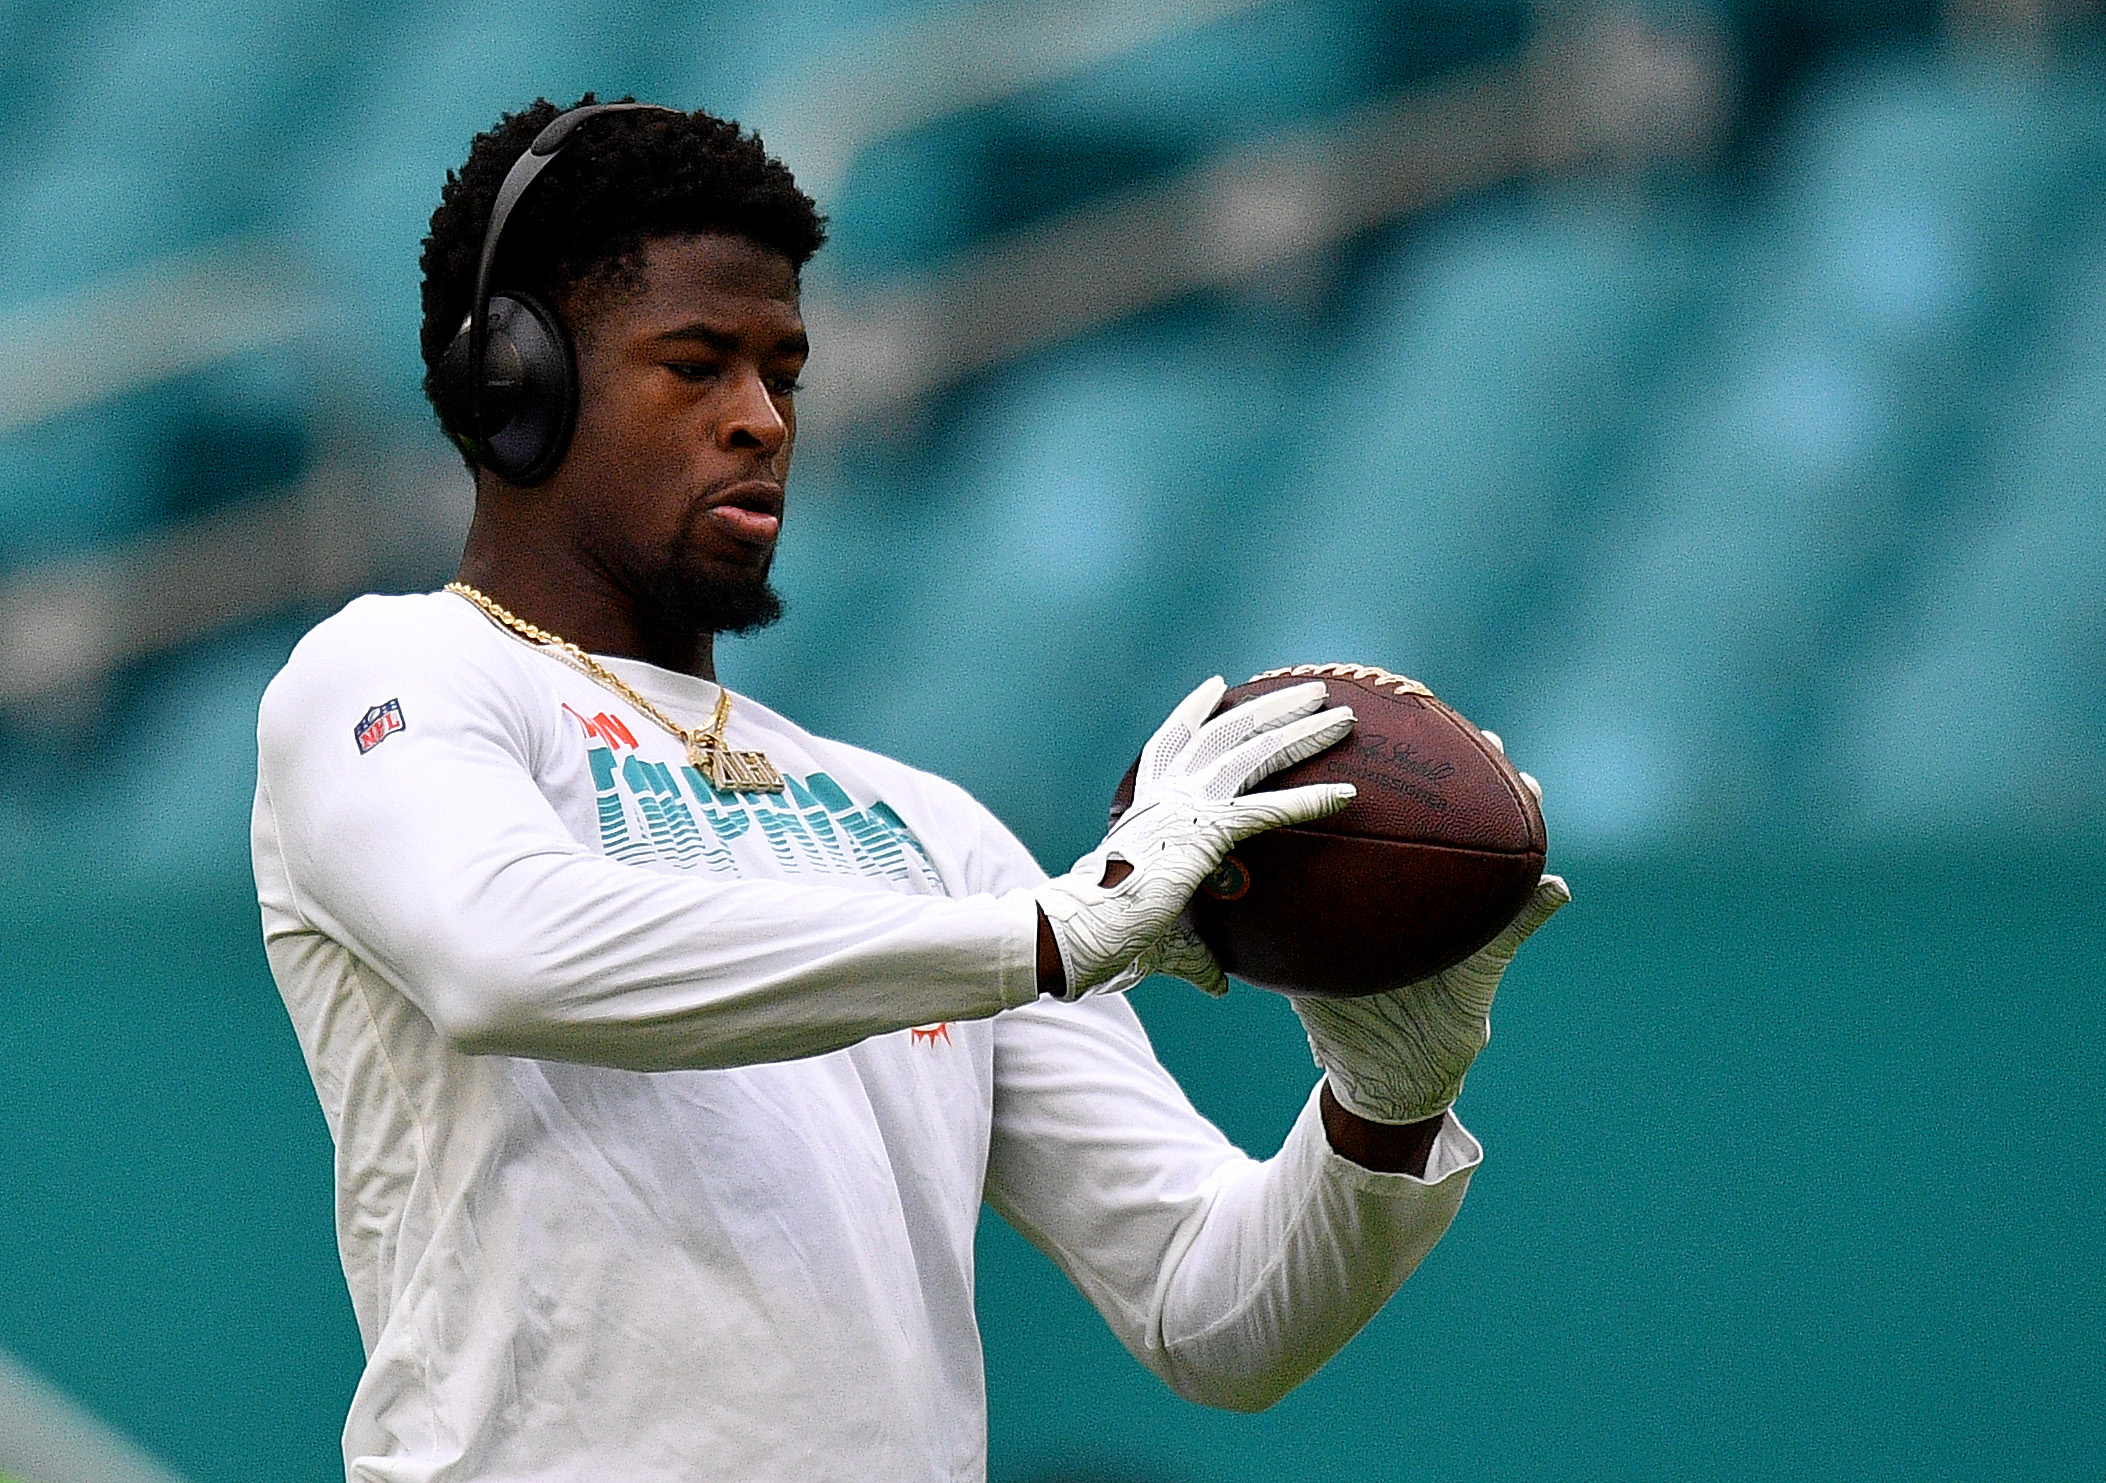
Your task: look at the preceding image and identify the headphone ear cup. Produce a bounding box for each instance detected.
[435,292,579,486]
[434,317,481,458]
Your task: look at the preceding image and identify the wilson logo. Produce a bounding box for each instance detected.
[909,1023,953,1047]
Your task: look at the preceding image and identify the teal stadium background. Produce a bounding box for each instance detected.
[2,3,2103,1480]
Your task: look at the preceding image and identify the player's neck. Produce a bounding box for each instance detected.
[455,532,717,682]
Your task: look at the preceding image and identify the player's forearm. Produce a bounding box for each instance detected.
[1150,1086,1477,1411]
[292,830,1042,1069]
[443,874,1041,1067]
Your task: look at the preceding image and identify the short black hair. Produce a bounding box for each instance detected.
[419,95,826,431]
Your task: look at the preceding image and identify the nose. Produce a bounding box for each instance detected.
[718,366,788,456]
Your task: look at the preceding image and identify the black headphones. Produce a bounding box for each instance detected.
[435,102,682,485]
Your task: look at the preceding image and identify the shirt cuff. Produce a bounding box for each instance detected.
[993,888,1048,1009]
[1421,1110,1483,1184]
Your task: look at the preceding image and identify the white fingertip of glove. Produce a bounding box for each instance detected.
[1036,677,1356,999]
[1479,729,1542,802]
[1136,678,1343,801]
[1294,874,1571,1123]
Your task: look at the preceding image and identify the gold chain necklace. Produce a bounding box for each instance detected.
[445,581,786,794]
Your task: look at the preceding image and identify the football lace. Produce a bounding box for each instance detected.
[1249,662,1432,699]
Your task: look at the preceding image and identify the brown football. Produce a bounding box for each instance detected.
[1110,664,1547,998]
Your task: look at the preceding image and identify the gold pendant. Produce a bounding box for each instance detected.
[691,739,786,794]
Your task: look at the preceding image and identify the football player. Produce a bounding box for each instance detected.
[254,98,1566,1481]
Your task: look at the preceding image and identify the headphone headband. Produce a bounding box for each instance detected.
[465,101,683,461]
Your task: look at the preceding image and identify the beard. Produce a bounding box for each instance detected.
[634,548,786,636]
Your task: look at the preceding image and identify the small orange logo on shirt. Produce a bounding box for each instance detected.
[910,1023,953,1047]
[564,704,639,750]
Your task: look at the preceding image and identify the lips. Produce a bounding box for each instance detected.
[703,480,784,545]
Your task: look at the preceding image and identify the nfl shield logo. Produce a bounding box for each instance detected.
[355,699,405,754]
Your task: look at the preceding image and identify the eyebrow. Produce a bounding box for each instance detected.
[653,323,809,357]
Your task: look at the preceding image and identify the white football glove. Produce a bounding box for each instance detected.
[1036,677,1356,999]
[1293,874,1570,1124]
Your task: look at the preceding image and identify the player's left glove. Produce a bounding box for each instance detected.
[1291,873,1568,1124]
[1288,730,1560,1121]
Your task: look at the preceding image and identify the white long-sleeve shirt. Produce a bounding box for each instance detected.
[252,590,1482,1483]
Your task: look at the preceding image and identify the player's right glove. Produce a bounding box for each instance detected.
[1034,677,1356,999]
